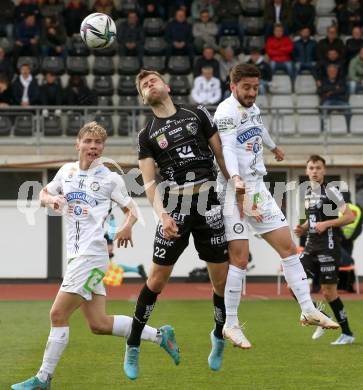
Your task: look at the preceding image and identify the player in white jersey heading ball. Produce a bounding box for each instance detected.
[11,122,179,390]
[214,63,339,349]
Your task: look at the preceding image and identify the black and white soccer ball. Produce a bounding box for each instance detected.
[80,13,116,49]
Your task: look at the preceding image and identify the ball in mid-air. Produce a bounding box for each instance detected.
[80,13,116,49]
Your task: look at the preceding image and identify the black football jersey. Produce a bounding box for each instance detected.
[304,183,345,252]
[137,104,218,189]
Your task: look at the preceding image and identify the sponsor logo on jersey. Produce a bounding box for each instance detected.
[186,122,198,135]
[156,133,168,149]
[176,145,195,158]
[216,117,234,132]
[205,206,224,229]
[237,127,262,144]
[90,181,100,191]
[233,223,244,234]
[65,191,97,207]
[211,233,227,245]
[168,126,182,136]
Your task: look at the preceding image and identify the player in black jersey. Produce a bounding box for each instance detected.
[123,69,234,380]
[294,155,355,345]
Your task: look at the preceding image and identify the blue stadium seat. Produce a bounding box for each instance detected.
[118,56,141,75]
[143,56,166,73]
[93,56,115,75]
[41,56,65,75]
[167,56,191,75]
[43,115,62,136]
[0,115,12,136]
[14,115,34,136]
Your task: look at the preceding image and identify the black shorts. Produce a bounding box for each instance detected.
[300,250,340,285]
[152,189,229,266]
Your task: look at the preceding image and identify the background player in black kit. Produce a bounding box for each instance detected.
[295,155,355,345]
[123,69,233,380]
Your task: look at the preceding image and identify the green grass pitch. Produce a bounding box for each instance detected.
[1,299,363,389]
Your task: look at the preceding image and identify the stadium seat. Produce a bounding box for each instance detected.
[41,56,65,75]
[92,43,117,57]
[0,116,12,136]
[219,35,241,52]
[350,115,363,134]
[117,75,138,95]
[43,115,62,136]
[241,17,264,35]
[66,113,84,136]
[94,114,114,136]
[118,112,133,136]
[296,95,320,113]
[97,95,113,106]
[144,37,167,56]
[66,56,89,75]
[143,56,166,73]
[244,35,265,53]
[297,115,321,135]
[240,0,264,16]
[93,75,114,96]
[172,95,190,105]
[329,114,348,135]
[316,0,335,16]
[256,95,269,109]
[14,115,34,136]
[118,95,139,111]
[294,75,317,94]
[349,94,363,108]
[143,18,165,36]
[316,16,337,36]
[67,34,90,56]
[0,37,14,54]
[17,56,39,74]
[274,115,296,135]
[93,56,115,75]
[270,95,294,114]
[167,56,191,75]
[118,56,141,75]
[269,75,292,94]
[169,75,191,95]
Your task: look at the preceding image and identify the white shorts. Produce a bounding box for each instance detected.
[60,255,108,301]
[220,180,288,242]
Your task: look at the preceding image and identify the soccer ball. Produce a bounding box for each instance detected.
[80,13,116,49]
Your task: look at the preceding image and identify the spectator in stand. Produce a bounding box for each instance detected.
[248,48,272,95]
[219,46,239,84]
[264,0,291,36]
[265,23,294,79]
[167,1,193,19]
[92,0,118,20]
[64,75,96,105]
[63,0,89,37]
[165,8,193,59]
[0,0,15,38]
[348,47,363,94]
[193,45,220,78]
[192,9,218,53]
[41,16,67,57]
[316,48,345,82]
[40,0,65,19]
[12,63,40,106]
[291,0,315,35]
[0,75,13,106]
[40,72,63,116]
[318,64,350,126]
[317,25,345,62]
[191,65,221,105]
[15,0,40,22]
[117,11,144,60]
[338,0,362,36]
[216,0,243,42]
[0,48,14,82]
[293,26,317,75]
[191,0,215,21]
[345,26,363,64]
[139,0,165,19]
[14,14,41,60]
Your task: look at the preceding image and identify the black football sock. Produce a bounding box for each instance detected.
[127,284,159,346]
[329,297,353,336]
[213,292,226,339]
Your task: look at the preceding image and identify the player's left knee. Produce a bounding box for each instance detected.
[280,241,297,258]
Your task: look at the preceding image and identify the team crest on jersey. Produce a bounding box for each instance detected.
[246,138,262,154]
[233,223,244,234]
[156,134,168,149]
[90,181,100,191]
[186,122,198,135]
[74,205,82,215]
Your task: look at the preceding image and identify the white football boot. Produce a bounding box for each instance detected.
[331,334,355,345]
[223,324,252,349]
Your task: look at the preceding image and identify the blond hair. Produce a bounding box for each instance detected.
[135,69,166,96]
[77,121,108,142]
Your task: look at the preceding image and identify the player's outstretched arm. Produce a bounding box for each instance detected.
[315,206,355,234]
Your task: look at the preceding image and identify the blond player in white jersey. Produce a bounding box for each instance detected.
[214,64,339,349]
[11,122,179,390]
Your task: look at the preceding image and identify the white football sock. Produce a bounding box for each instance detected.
[281,255,315,312]
[112,315,160,344]
[224,265,246,327]
[37,326,69,382]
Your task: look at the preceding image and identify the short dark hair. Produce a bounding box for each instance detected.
[229,63,261,83]
[306,155,326,166]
